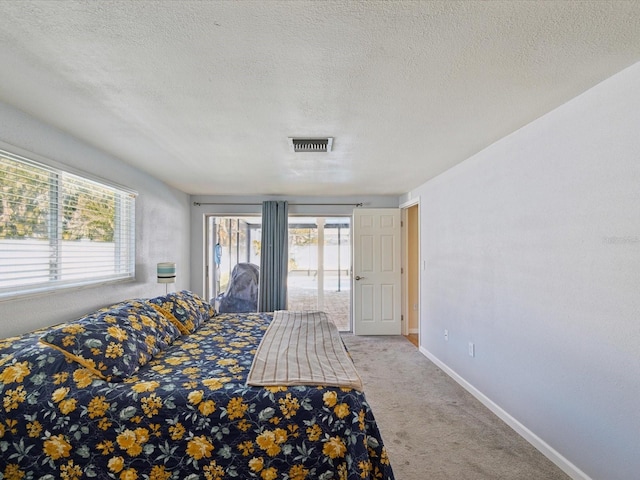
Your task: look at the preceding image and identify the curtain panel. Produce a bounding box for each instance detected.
[258,201,288,311]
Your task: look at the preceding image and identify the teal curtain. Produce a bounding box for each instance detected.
[258,201,288,311]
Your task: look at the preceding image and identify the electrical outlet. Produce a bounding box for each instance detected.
[468,342,475,357]
[444,329,449,341]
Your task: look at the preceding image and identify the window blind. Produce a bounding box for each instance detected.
[0,149,136,298]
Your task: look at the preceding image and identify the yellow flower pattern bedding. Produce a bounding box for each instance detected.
[0,300,394,479]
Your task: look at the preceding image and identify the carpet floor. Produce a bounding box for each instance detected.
[341,334,571,480]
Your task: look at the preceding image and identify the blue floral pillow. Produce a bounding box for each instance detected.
[40,301,180,382]
[148,290,214,335]
[1,330,82,388]
[97,299,182,350]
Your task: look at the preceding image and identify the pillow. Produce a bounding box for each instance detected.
[180,289,216,322]
[1,329,80,384]
[148,290,215,335]
[40,301,180,382]
[98,299,182,348]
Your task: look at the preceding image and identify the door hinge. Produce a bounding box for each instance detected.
[401,220,404,227]
[401,267,404,274]
[401,314,404,321]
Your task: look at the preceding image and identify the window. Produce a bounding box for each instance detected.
[0,148,136,299]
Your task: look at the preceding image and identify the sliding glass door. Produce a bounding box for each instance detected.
[205,216,261,304]
[287,217,351,331]
[205,215,351,331]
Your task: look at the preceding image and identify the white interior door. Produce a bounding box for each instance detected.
[352,208,401,335]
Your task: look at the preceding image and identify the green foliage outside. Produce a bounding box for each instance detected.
[289,228,317,247]
[0,156,115,242]
[62,177,115,242]
[0,158,49,239]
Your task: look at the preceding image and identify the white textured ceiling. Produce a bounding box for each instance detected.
[1,1,640,196]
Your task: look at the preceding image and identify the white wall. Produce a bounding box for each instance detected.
[189,195,399,298]
[0,102,191,337]
[404,61,640,480]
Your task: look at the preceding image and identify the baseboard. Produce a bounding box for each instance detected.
[419,346,592,480]
[408,328,419,334]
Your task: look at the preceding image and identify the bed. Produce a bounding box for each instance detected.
[0,290,394,479]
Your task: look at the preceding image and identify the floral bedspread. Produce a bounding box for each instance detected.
[0,312,394,480]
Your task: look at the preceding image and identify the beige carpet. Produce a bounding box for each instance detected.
[341,334,571,480]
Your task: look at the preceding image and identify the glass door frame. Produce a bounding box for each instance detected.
[205,215,261,304]
[204,213,352,331]
[288,215,352,331]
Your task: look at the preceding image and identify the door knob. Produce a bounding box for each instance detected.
[355,275,365,280]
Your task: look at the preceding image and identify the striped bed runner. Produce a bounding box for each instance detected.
[247,310,364,391]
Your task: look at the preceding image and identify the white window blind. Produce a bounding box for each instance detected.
[0,149,136,299]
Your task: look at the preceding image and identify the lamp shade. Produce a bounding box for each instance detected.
[157,262,176,284]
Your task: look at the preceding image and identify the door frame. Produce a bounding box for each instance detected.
[400,197,420,340]
[287,215,352,332]
[204,214,262,303]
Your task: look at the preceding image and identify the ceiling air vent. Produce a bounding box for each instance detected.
[288,137,333,153]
